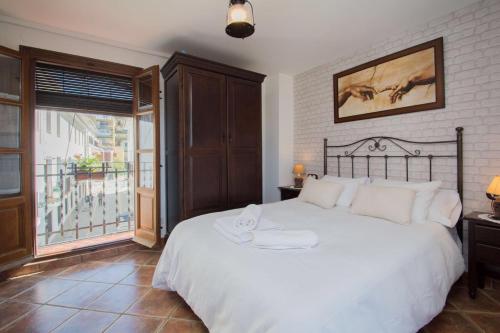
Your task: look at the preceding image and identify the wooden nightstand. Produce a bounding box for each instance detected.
[466,211,500,298]
[278,186,301,201]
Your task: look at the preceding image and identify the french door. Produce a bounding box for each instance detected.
[0,46,162,271]
[133,66,161,248]
[0,46,34,271]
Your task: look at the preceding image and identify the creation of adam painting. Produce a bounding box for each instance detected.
[333,38,444,123]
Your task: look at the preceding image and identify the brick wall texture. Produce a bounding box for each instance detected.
[294,0,500,216]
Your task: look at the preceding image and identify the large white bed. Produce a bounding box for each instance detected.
[152,198,464,333]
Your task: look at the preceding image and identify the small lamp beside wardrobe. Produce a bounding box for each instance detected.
[486,175,500,220]
[293,163,305,188]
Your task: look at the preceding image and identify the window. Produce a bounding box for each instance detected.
[46,111,52,134]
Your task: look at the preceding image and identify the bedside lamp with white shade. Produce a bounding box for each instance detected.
[293,163,305,188]
[486,175,500,220]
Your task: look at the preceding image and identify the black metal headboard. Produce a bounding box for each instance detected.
[323,127,464,240]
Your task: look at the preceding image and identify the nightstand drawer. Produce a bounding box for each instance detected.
[475,224,500,247]
[476,244,500,266]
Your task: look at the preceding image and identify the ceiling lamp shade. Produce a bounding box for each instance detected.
[226,0,255,39]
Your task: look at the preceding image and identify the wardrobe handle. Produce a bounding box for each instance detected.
[222,132,226,143]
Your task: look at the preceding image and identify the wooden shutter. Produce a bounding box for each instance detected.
[0,46,34,271]
[132,66,161,248]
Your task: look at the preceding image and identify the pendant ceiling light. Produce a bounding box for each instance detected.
[225,0,255,39]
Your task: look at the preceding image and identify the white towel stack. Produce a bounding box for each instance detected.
[214,204,319,250]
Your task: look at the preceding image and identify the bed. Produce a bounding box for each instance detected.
[153,127,465,333]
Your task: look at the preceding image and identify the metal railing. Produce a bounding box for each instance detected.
[35,161,135,247]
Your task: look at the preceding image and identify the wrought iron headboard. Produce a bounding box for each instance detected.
[323,127,464,240]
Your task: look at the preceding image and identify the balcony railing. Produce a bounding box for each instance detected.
[35,161,135,247]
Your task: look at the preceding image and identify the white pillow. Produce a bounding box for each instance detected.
[298,177,344,209]
[371,179,442,224]
[351,185,416,225]
[428,190,462,227]
[321,176,370,207]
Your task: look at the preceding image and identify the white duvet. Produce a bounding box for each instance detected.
[152,199,464,333]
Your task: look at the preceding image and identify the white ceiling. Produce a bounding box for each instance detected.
[0,0,478,75]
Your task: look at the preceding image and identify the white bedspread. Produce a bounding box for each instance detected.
[153,199,464,333]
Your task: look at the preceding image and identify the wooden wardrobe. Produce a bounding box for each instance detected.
[162,53,266,232]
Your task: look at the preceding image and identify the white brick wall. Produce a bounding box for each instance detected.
[294,0,500,216]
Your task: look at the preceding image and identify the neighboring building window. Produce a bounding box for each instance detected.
[46,111,52,134]
[57,113,61,137]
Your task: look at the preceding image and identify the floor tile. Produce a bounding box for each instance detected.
[159,319,208,333]
[126,289,181,317]
[48,281,112,308]
[0,300,39,329]
[86,284,149,313]
[1,305,78,333]
[52,310,118,333]
[85,263,138,283]
[171,300,201,321]
[468,313,500,333]
[13,278,79,304]
[115,251,158,265]
[119,266,155,286]
[483,288,500,307]
[424,311,481,333]
[92,253,127,263]
[448,287,500,312]
[0,276,44,299]
[145,252,161,266]
[56,261,107,281]
[104,314,163,333]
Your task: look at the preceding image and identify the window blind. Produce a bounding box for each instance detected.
[35,63,133,115]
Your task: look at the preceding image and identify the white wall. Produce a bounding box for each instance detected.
[0,17,170,236]
[263,74,294,203]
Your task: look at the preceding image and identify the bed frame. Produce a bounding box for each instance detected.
[323,127,464,241]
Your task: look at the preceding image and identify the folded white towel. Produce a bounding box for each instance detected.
[214,216,283,244]
[233,204,262,231]
[250,230,319,250]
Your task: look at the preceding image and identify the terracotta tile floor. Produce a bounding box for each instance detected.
[0,249,207,333]
[1,250,499,332]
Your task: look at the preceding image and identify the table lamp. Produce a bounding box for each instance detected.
[293,163,305,188]
[486,175,500,220]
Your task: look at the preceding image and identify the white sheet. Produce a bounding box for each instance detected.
[153,199,464,333]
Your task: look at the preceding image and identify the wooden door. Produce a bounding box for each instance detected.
[227,77,262,209]
[0,46,34,271]
[133,66,161,248]
[183,66,227,218]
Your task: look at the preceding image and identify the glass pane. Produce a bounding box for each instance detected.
[0,54,21,101]
[138,75,152,109]
[138,153,153,188]
[0,104,20,148]
[0,154,21,196]
[138,113,153,149]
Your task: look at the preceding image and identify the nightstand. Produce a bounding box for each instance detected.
[278,186,301,201]
[466,211,500,298]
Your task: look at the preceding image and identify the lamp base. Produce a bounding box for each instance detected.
[294,177,304,188]
[491,198,500,220]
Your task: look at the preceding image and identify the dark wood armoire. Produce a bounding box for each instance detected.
[162,53,266,232]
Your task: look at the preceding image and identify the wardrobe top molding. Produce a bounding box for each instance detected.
[161,52,266,83]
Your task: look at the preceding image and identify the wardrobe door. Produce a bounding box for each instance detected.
[183,67,227,218]
[227,77,262,209]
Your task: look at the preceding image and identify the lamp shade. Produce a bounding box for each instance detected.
[487,176,500,196]
[226,0,255,38]
[292,164,305,175]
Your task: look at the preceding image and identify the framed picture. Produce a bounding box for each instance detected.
[333,37,444,123]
